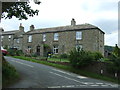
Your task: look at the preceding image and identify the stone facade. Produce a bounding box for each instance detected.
[23,19,104,56]
[1,24,25,50]
[1,19,105,56]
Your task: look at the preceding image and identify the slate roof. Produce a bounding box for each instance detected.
[2,30,19,35]
[25,23,105,35]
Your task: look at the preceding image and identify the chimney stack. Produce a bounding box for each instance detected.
[19,23,24,31]
[71,18,76,26]
[30,25,34,31]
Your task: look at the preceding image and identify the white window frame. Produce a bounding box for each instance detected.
[17,39,20,43]
[1,36,4,39]
[28,35,32,42]
[53,45,59,54]
[43,34,46,41]
[8,35,11,39]
[54,33,59,41]
[76,31,82,40]
[1,36,4,42]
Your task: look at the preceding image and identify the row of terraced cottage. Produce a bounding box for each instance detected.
[1,19,105,56]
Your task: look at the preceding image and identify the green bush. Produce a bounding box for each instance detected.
[16,50,24,56]
[51,54,59,58]
[8,49,23,56]
[92,52,103,61]
[59,53,68,59]
[106,56,120,73]
[69,48,95,68]
[32,53,37,57]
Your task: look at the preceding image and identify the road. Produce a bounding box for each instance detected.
[4,56,119,89]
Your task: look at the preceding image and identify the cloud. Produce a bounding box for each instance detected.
[93,19,118,34]
[105,30,118,46]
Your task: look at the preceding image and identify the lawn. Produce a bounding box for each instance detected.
[48,58,69,62]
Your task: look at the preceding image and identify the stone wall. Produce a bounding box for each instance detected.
[81,61,120,79]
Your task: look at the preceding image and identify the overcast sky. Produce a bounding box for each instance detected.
[0,0,119,46]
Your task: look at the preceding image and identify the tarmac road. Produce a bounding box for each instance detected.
[4,56,119,89]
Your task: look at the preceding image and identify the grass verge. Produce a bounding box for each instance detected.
[13,56,119,84]
[2,57,19,88]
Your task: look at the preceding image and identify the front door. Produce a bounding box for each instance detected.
[36,46,40,56]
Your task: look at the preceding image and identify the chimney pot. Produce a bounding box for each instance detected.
[71,18,76,26]
[30,25,35,31]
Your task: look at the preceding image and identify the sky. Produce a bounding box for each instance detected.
[0,0,119,46]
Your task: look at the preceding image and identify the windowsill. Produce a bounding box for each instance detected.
[53,40,58,42]
[76,39,82,41]
[28,42,32,43]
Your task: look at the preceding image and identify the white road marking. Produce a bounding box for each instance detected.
[49,72,83,83]
[10,60,34,68]
[90,85,99,87]
[48,83,118,88]
[52,69,87,79]
[101,85,109,87]
[52,69,73,76]
[83,82,94,84]
[110,84,118,87]
[48,86,61,88]
[77,76,87,79]
[96,83,104,85]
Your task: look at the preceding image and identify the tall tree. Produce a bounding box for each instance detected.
[113,44,120,57]
[1,0,41,20]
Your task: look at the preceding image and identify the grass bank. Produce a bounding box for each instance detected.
[2,57,19,88]
[13,56,119,84]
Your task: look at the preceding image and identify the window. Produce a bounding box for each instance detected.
[53,45,59,54]
[54,33,59,41]
[1,36,4,39]
[76,44,82,51]
[76,31,82,40]
[1,36,4,41]
[28,35,32,42]
[17,39,20,43]
[8,35,11,39]
[43,34,46,41]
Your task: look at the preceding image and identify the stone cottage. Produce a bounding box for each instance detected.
[23,19,105,56]
[1,24,25,50]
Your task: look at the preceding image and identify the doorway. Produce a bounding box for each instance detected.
[36,45,40,56]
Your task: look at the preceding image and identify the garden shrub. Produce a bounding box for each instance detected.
[51,54,59,58]
[59,53,68,59]
[92,52,103,61]
[69,48,95,68]
[16,50,24,56]
[32,53,37,57]
[106,55,120,74]
[8,48,23,56]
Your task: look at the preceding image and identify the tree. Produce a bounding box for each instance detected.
[113,44,120,57]
[1,0,41,20]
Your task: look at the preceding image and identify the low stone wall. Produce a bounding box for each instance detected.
[81,61,120,79]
